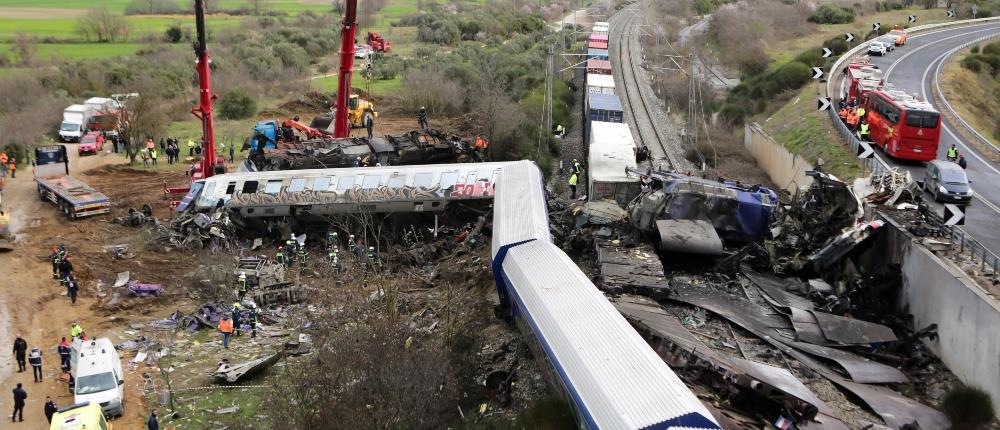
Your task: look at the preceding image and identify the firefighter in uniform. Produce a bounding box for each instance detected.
[367,246,379,270]
[297,245,309,266]
[327,230,338,251]
[285,234,297,265]
[236,272,248,301]
[275,246,286,266]
[328,247,340,272]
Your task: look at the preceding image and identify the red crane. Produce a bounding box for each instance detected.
[191,0,220,179]
[333,0,359,138]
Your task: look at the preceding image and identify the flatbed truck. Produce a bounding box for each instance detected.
[34,145,111,220]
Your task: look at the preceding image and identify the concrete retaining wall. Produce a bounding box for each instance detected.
[743,123,813,193]
[865,218,1000,412]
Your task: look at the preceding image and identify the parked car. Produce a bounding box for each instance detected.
[868,41,888,56]
[877,36,896,52]
[354,44,371,59]
[923,160,973,204]
[888,26,908,45]
[78,132,105,155]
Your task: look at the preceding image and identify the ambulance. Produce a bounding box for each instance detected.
[49,402,111,430]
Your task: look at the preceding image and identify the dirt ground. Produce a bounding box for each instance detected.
[0,147,183,429]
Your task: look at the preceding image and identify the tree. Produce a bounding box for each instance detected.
[115,84,167,165]
[75,8,130,43]
[218,89,257,120]
[12,33,36,66]
[247,0,271,15]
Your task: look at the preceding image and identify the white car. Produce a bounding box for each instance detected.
[354,45,371,59]
[877,36,896,52]
[868,41,888,56]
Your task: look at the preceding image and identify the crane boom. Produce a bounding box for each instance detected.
[192,0,219,178]
[333,0,359,138]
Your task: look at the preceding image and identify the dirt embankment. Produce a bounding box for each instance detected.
[0,149,183,429]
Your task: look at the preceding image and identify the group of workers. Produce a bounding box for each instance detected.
[49,244,80,305]
[275,231,380,273]
[841,101,971,168]
[0,151,17,182]
[10,329,80,423]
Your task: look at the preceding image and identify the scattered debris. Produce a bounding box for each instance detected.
[212,352,283,383]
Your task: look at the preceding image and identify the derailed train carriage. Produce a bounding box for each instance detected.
[247,128,483,172]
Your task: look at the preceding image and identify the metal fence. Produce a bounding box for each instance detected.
[824,18,1000,277]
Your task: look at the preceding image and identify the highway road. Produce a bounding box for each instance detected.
[848,23,1000,254]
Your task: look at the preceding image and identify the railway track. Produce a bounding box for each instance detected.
[610,5,680,170]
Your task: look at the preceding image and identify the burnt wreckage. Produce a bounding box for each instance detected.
[247,129,483,171]
[559,168,957,429]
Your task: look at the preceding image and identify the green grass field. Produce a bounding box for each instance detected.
[0,16,244,40]
[0,0,331,14]
[311,75,403,95]
[0,42,147,61]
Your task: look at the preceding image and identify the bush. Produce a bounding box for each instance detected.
[164,24,184,43]
[941,386,995,430]
[218,88,257,119]
[971,45,981,54]
[963,56,983,73]
[125,0,184,15]
[774,62,813,89]
[719,103,747,125]
[808,5,855,24]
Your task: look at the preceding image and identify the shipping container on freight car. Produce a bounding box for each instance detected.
[588,40,608,50]
[589,121,635,153]
[586,74,616,95]
[588,144,639,206]
[586,59,612,76]
[588,34,609,44]
[593,23,609,34]
[587,48,609,61]
[587,94,624,126]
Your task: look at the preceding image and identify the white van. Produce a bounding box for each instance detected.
[72,338,125,417]
[59,105,94,142]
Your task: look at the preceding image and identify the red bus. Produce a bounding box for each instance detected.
[862,86,941,161]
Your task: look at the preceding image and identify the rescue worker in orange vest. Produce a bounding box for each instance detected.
[847,109,859,130]
[474,135,489,159]
[219,314,234,348]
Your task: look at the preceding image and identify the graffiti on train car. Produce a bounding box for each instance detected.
[346,185,442,203]
[228,190,341,206]
[450,180,495,198]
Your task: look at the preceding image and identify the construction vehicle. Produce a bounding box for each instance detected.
[34,145,111,220]
[163,0,225,203]
[366,31,391,52]
[250,118,332,150]
[310,93,378,132]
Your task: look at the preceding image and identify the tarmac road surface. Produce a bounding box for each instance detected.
[849,23,1000,255]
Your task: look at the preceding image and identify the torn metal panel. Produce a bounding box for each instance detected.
[790,307,828,346]
[809,310,897,345]
[212,352,283,383]
[809,220,885,272]
[743,269,814,312]
[656,219,724,255]
[596,243,670,296]
[668,287,908,384]
[113,271,130,289]
[614,296,849,430]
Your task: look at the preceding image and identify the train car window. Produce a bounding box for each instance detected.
[337,176,355,191]
[413,172,433,188]
[440,171,459,188]
[265,180,283,194]
[388,175,406,188]
[199,182,216,206]
[288,178,307,192]
[313,177,331,191]
[225,182,236,195]
[242,181,259,193]
[362,174,381,189]
[466,171,478,184]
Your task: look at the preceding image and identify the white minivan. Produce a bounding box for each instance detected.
[72,338,125,417]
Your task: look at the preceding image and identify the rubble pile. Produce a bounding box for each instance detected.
[155,205,237,250]
[548,169,967,429]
